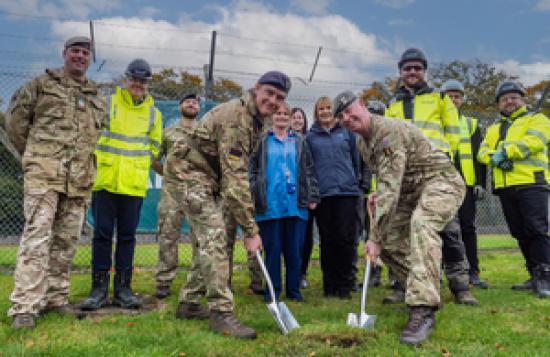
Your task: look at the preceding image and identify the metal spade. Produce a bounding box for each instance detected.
[347,257,377,329]
[256,251,300,335]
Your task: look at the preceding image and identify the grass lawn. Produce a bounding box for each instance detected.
[1,236,549,356]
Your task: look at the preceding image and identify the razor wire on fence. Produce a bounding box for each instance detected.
[0,69,517,269]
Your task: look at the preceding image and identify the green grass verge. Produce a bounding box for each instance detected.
[0,235,519,268]
[1,247,549,356]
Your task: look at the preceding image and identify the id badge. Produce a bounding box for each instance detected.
[286,182,296,194]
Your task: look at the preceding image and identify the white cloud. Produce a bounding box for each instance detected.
[535,0,550,10]
[290,0,333,15]
[495,60,550,86]
[50,5,395,99]
[0,0,120,19]
[387,18,412,26]
[375,0,415,9]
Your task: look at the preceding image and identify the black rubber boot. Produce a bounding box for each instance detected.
[534,266,550,298]
[113,270,142,309]
[80,271,109,311]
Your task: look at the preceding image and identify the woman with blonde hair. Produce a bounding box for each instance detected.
[305,96,362,299]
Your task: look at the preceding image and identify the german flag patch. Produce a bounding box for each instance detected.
[228,148,243,161]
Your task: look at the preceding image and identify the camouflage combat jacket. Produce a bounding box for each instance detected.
[6,68,106,197]
[166,89,265,236]
[357,114,458,243]
[161,118,196,184]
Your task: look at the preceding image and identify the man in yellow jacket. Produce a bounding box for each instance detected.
[80,59,163,310]
[442,79,489,289]
[385,48,478,305]
[478,81,550,298]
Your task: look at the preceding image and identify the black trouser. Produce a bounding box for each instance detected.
[498,186,550,274]
[458,186,479,275]
[300,213,315,276]
[440,215,471,292]
[92,190,143,272]
[315,195,359,294]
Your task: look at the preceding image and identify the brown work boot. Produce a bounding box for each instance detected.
[382,289,405,304]
[209,311,257,339]
[12,313,35,329]
[156,286,171,299]
[175,302,209,320]
[454,291,479,306]
[400,306,435,345]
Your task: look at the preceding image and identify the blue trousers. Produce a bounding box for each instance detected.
[258,217,307,301]
[91,190,143,272]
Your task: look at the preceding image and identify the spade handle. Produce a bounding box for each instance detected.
[256,251,277,304]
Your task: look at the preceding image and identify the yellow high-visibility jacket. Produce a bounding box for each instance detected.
[386,84,460,158]
[457,115,478,186]
[93,86,162,197]
[478,106,550,189]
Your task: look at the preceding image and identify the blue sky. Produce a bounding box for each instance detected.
[0,0,548,101]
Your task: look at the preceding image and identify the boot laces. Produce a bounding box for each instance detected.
[407,310,428,331]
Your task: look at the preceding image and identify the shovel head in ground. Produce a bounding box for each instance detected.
[347,257,376,330]
[256,251,300,335]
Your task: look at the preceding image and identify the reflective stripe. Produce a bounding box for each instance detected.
[443,125,460,134]
[460,138,471,144]
[413,120,443,131]
[515,158,548,169]
[151,139,161,150]
[429,138,450,151]
[100,130,150,144]
[509,141,531,157]
[96,144,151,157]
[147,106,155,136]
[526,129,547,145]
[459,153,473,159]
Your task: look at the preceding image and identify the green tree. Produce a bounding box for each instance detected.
[211,78,242,102]
[429,60,516,121]
[149,69,203,101]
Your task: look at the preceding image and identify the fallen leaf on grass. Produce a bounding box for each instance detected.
[127,322,135,327]
[25,340,34,348]
[307,352,316,357]
[441,347,451,356]
[179,353,186,357]
[495,343,505,351]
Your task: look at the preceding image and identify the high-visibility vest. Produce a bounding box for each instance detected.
[478,106,550,189]
[93,86,162,197]
[386,90,460,158]
[457,115,478,186]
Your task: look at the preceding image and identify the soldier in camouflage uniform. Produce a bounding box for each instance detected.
[334,91,465,345]
[5,36,106,329]
[152,93,202,299]
[153,94,263,301]
[165,71,291,339]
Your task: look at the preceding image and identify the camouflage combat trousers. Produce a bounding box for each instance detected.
[380,170,465,307]
[155,181,262,294]
[223,201,263,290]
[177,178,234,312]
[9,189,87,316]
[155,180,198,290]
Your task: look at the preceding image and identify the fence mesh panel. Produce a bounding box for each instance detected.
[0,69,517,270]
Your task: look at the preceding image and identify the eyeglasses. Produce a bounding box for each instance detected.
[401,65,425,72]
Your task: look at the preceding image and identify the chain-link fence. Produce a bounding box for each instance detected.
[0,69,516,270]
